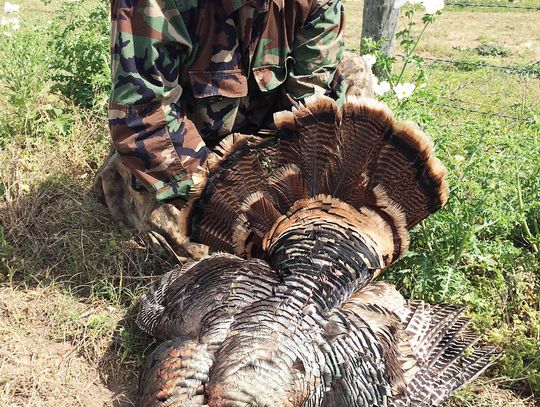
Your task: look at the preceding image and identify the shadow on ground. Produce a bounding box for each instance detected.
[0,174,170,406]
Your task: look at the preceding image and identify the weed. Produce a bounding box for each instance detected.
[476,42,509,57]
[45,0,110,109]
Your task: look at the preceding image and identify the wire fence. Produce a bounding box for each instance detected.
[395,54,540,77]
[25,9,55,14]
[446,2,540,10]
[435,97,536,123]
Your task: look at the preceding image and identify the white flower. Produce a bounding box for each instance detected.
[362,54,376,67]
[3,31,12,37]
[1,16,19,31]
[394,82,416,100]
[374,80,391,96]
[372,75,391,96]
[3,2,20,13]
[422,0,444,14]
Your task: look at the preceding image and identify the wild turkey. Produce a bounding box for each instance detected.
[136,95,499,406]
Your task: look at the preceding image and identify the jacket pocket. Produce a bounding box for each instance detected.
[188,69,248,99]
[252,62,289,93]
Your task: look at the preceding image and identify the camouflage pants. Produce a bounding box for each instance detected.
[93,53,372,263]
[93,151,209,262]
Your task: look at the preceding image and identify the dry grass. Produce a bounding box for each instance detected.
[0,286,135,406]
[448,383,537,407]
[343,1,365,49]
[0,114,166,406]
[0,113,169,290]
[414,11,540,61]
[343,2,540,62]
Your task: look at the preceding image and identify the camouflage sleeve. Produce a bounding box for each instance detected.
[285,0,345,101]
[109,0,211,202]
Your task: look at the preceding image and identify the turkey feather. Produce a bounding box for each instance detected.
[136,95,498,407]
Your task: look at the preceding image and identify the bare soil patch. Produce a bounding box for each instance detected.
[417,11,540,61]
[0,286,136,406]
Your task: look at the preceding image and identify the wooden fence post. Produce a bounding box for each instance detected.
[361,0,400,56]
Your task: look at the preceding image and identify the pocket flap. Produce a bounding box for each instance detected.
[188,69,248,99]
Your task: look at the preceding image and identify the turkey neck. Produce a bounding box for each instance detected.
[265,204,395,311]
[203,207,398,406]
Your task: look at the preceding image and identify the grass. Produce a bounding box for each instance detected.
[0,0,539,405]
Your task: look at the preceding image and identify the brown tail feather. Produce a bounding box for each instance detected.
[367,121,448,228]
[232,191,281,257]
[274,96,340,196]
[328,97,394,202]
[189,94,447,268]
[267,165,308,212]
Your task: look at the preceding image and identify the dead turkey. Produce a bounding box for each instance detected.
[136,95,499,406]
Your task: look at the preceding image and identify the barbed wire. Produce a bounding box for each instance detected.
[395,54,540,77]
[435,96,536,123]
[446,2,540,10]
[25,9,55,14]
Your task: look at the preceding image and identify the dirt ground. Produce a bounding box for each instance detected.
[415,11,540,61]
[343,3,540,61]
[0,287,136,406]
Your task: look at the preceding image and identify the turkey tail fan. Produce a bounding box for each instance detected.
[188,94,448,264]
[274,95,449,229]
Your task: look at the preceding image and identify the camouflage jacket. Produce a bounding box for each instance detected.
[109,0,345,201]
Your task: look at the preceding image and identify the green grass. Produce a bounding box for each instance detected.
[0,0,539,405]
[382,73,540,399]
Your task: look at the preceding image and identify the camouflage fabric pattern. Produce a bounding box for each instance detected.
[93,150,209,261]
[95,52,372,263]
[109,0,345,201]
